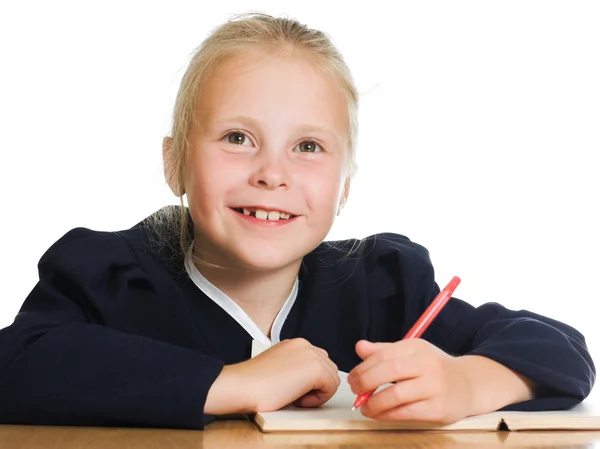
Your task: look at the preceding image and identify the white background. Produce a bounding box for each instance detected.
[1,1,599,379]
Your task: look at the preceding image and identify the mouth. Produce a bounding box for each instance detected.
[230,206,298,221]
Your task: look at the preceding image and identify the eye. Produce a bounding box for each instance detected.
[294,140,322,153]
[225,131,252,146]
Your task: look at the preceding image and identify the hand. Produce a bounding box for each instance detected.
[347,339,474,424]
[205,338,340,415]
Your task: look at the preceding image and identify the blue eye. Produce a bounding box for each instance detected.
[295,141,322,153]
[226,132,252,146]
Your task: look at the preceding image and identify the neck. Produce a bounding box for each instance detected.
[192,245,301,337]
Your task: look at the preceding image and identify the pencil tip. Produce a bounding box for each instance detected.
[351,406,356,411]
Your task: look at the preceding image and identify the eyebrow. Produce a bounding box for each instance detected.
[211,115,342,142]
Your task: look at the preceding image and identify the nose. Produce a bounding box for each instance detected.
[249,149,290,190]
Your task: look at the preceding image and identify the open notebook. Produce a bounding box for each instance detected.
[254,372,600,432]
[251,341,600,432]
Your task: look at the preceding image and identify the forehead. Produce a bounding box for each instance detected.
[196,49,349,139]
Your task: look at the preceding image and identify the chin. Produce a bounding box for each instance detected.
[231,244,305,273]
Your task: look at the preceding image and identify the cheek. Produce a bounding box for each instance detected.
[301,165,344,212]
[189,149,241,188]
[186,150,235,211]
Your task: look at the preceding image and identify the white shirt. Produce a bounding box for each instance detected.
[184,242,299,346]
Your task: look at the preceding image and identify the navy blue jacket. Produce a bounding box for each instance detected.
[0,208,595,429]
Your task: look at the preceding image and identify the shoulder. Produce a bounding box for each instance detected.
[37,229,137,284]
[361,232,432,265]
[313,231,433,273]
[41,226,140,264]
[38,208,177,278]
[304,232,435,299]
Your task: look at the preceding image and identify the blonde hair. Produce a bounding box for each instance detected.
[149,12,360,267]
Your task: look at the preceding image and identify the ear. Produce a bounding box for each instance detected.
[337,177,351,215]
[162,136,184,197]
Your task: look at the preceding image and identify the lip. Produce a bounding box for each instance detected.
[229,205,300,217]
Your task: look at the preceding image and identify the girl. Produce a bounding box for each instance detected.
[0,13,594,430]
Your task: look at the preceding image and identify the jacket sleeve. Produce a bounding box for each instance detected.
[0,228,224,429]
[368,232,596,411]
[430,293,595,411]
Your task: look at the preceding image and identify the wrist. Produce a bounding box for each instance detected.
[205,364,257,415]
[454,355,537,415]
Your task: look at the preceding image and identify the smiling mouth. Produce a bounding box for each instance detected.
[231,207,298,221]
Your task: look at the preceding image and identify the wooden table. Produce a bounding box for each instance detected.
[2,419,600,448]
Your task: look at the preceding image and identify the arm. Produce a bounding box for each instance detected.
[364,233,596,414]
[350,298,594,422]
[0,228,223,429]
[0,319,224,429]
[1,228,342,427]
[441,301,596,411]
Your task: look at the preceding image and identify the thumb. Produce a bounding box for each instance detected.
[355,340,392,360]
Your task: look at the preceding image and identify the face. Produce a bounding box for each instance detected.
[182,50,350,273]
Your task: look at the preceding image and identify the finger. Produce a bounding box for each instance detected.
[360,377,429,418]
[316,349,337,374]
[371,399,452,425]
[355,340,391,360]
[305,348,340,399]
[349,352,422,394]
[299,368,340,407]
[348,341,388,385]
[315,346,329,359]
[298,341,337,378]
[312,346,340,380]
[320,357,341,391]
[294,388,333,408]
[308,344,336,370]
[350,340,415,380]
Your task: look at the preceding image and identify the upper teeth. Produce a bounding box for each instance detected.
[242,208,292,220]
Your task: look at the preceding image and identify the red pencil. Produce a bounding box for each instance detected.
[352,276,461,411]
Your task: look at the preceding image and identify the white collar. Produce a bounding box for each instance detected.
[184,242,299,346]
